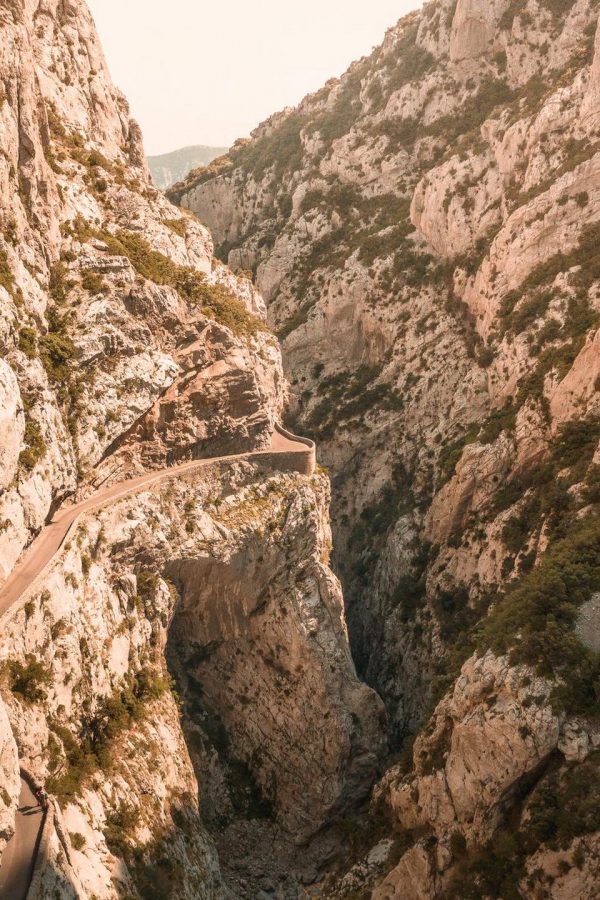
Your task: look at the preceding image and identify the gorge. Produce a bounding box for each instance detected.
[2,0,600,897]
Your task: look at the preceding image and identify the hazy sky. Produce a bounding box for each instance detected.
[86,0,422,156]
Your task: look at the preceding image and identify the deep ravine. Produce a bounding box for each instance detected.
[3,0,600,896]
[174,0,600,895]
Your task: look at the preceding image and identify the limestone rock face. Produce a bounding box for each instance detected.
[371,844,435,900]
[0,698,20,854]
[581,19,600,130]
[0,0,385,896]
[175,0,600,893]
[368,652,600,898]
[0,464,384,898]
[0,0,284,582]
[0,360,23,492]
[449,0,509,61]
[411,151,503,258]
[426,434,515,545]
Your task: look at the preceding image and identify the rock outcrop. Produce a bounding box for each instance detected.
[1,461,383,897]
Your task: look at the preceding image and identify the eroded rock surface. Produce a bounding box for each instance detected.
[176,0,600,894]
[0,1,385,896]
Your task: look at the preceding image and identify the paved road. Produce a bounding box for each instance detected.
[0,778,44,900]
[0,426,307,617]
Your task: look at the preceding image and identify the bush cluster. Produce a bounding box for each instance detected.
[19,418,47,472]
[47,670,170,799]
[478,514,600,714]
[0,248,15,296]
[8,655,51,702]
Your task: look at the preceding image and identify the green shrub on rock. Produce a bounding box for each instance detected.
[0,248,15,296]
[8,655,51,703]
[478,515,600,714]
[47,670,171,799]
[18,326,37,359]
[19,418,47,472]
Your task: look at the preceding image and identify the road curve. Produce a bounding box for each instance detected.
[0,424,314,618]
[0,777,45,900]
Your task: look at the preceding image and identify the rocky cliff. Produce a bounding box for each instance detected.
[175,0,600,894]
[0,1,384,897]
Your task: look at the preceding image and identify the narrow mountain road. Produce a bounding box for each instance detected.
[0,777,45,900]
[0,425,314,892]
[0,425,312,618]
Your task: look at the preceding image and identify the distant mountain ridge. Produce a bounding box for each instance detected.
[147,144,227,190]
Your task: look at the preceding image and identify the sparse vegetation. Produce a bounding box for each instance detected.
[348,462,417,589]
[168,154,234,204]
[47,670,171,799]
[0,248,15,296]
[445,752,600,899]
[277,300,316,340]
[19,418,47,473]
[7,655,51,703]
[438,429,479,485]
[18,326,37,359]
[40,319,77,386]
[69,832,86,851]
[478,514,600,715]
[97,229,267,336]
[81,269,106,294]
[104,803,140,857]
[48,261,70,304]
[304,365,402,442]
[230,112,309,180]
[163,217,187,237]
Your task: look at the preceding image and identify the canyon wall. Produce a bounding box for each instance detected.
[0,1,384,896]
[177,0,600,894]
[0,461,383,897]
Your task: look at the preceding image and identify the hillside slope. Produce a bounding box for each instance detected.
[148,145,227,190]
[176,0,600,894]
